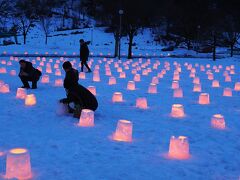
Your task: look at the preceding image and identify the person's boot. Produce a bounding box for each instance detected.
[73,104,82,118]
[32,81,37,89]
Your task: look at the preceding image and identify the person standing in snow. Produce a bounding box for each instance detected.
[18,59,42,89]
[79,39,91,72]
[60,61,98,118]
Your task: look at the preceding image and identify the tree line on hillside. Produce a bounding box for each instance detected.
[0,0,240,60]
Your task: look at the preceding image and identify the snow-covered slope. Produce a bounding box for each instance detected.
[0,55,239,179]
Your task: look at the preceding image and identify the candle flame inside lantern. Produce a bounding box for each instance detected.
[171,104,185,118]
[199,93,210,105]
[112,120,133,142]
[168,136,190,160]
[5,148,32,179]
[78,109,95,127]
[211,114,225,129]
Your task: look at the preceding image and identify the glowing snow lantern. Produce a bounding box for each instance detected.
[234,82,240,91]
[46,66,52,73]
[171,104,185,118]
[223,88,232,97]
[0,84,10,93]
[171,81,179,89]
[54,64,59,69]
[134,74,141,82]
[212,80,220,88]
[10,70,16,76]
[193,83,201,92]
[168,136,190,160]
[119,72,126,78]
[109,77,116,85]
[198,93,210,105]
[225,75,231,82]
[0,67,7,74]
[117,67,123,72]
[41,75,50,83]
[173,73,180,81]
[189,72,195,78]
[193,77,200,84]
[142,69,148,76]
[208,73,214,80]
[16,88,27,99]
[136,97,148,109]
[112,120,133,142]
[55,69,61,76]
[88,86,96,96]
[173,88,183,98]
[78,109,95,127]
[54,79,63,87]
[105,69,112,76]
[93,72,100,82]
[148,83,157,94]
[5,148,32,179]
[127,81,136,90]
[211,114,225,129]
[152,76,159,84]
[112,92,123,102]
[79,72,86,79]
[25,94,36,106]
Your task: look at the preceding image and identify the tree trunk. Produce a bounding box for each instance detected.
[114,34,119,58]
[23,32,27,44]
[128,32,134,59]
[230,43,234,57]
[213,32,216,61]
[45,35,48,45]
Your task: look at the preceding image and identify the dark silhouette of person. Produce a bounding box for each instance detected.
[18,59,42,89]
[60,61,98,118]
[80,39,91,72]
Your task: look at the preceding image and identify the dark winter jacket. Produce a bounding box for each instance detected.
[64,68,98,111]
[64,68,79,90]
[19,61,42,80]
[80,43,90,61]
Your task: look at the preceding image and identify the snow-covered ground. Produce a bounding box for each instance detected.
[0,55,240,179]
[1,25,229,58]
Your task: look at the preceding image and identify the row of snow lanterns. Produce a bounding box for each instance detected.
[0,109,227,179]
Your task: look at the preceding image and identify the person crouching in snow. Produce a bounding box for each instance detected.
[60,61,98,118]
[19,59,42,89]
